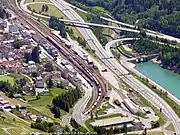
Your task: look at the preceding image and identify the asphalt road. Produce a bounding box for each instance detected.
[50,0,180,134]
[20,0,180,133]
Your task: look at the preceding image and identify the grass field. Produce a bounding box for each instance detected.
[75,9,88,22]
[93,6,108,13]
[8,73,31,83]
[96,102,115,115]
[0,75,15,86]
[25,0,50,3]
[138,94,166,126]
[148,132,164,135]
[27,2,85,48]
[24,88,66,125]
[0,92,24,105]
[0,112,41,135]
[102,28,113,41]
[28,3,67,19]
[25,88,65,106]
[165,123,175,131]
[119,45,133,57]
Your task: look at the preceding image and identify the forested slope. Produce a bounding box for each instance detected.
[67,0,180,38]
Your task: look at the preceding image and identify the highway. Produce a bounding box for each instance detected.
[100,16,136,29]
[51,0,180,134]
[21,0,180,45]
[58,18,140,33]
[100,16,180,44]
[58,18,180,44]
[105,38,139,58]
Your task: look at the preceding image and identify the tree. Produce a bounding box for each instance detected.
[52,88,82,112]
[45,5,49,12]
[44,62,54,72]
[32,45,39,63]
[151,121,160,128]
[31,9,35,14]
[42,5,45,12]
[142,128,147,135]
[13,39,22,49]
[32,85,36,95]
[17,78,26,87]
[60,30,67,38]
[70,118,79,129]
[90,112,93,120]
[8,91,13,98]
[95,112,98,119]
[122,124,127,134]
[52,106,61,118]
[32,72,38,77]
[13,118,16,122]
[16,105,20,111]
[57,81,65,89]
[47,78,53,88]
[49,17,67,38]
[36,93,41,100]
[64,125,70,132]
[24,51,32,62]
[139,31,147,38]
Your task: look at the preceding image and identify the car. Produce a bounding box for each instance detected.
[146,110,151,114]
[102,69,107,72]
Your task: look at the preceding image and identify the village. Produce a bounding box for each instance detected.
[0,4,89,133]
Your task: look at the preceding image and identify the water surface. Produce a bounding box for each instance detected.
[135,61,180,99]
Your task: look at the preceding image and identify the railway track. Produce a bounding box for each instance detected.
[5,0,107,114]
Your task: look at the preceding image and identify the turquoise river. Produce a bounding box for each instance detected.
[135,61,180,99]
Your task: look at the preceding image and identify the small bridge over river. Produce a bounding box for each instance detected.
[127,54,159,63]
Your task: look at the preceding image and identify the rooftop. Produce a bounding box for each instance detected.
[90,116,138,127]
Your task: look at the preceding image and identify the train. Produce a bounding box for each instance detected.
[46,35,104,115]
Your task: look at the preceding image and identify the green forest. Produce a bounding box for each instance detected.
[132,39,161,55]
[132,38,180,71]
[66,0,180,38]
[52,87,82,113]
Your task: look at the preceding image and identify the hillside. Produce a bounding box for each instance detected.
[66,0,180,38]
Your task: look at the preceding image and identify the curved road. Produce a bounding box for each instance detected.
[20,0,180,133]
[49,0,180,134]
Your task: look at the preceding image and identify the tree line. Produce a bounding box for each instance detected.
[93,125,129,135]
[49,16,67,38]
[159,46,180,71]
[132,38,161,55]
[0,77,27,98]
[52,87,82,113]
[31,121,56,133]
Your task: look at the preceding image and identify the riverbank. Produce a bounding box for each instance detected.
[151,57,161,64]
[121,60,180,118]
[134,62,180,105]
[152,57,180,75]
